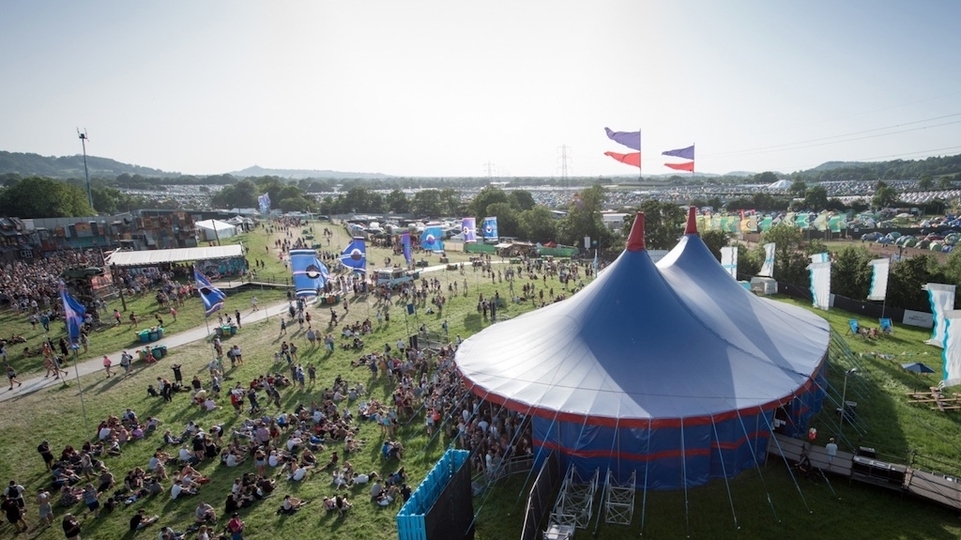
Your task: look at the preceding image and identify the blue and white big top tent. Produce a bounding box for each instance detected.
[454,208,830,489]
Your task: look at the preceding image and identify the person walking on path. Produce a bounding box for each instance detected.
[102,355,113,377]
[280,318,287,336]
[235,310,241,329]
[6,363,22,390]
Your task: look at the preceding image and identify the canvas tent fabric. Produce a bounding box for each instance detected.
[454,209,829,489]
[196,219,238,241]
[105,245,244,267]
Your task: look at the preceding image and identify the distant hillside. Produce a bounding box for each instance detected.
[0,151,176,179]
[230,165,391,180]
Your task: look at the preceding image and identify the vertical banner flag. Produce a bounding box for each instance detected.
[400,232,412,266]
[290,249,330,297]
[867,258,890,301]
[482,217,498,241]
[257,193,271,213]
[942,310,961,387]
[593,249,598,276]
[759,243,776,277]
[420,226,445,252]
[720,246,738,279]
[604,127,641,169]
[807,261,832,310]
[339,238,367,274]
[810,252,829,264]
[60,284,87,347]
[461,217,477,243]
[194,267,226,316]
[925,283,957,347]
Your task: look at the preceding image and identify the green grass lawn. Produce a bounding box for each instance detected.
[3,224,960,540]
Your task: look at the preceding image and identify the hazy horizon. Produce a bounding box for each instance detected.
[2,1,960,178]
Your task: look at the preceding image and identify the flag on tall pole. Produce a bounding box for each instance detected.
[720,246,738,279]
[662,144,694,173]
[604,127,642,174]
[194,267,226,317]
[60,283,86,348]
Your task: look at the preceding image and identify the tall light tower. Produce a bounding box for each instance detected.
[78,128,94,213]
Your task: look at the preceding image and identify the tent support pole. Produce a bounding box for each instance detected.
[639,418,651,536]
[680,417,691,538]
[761,409,811,513]
[711,415,739,531]
[736,408,780,523]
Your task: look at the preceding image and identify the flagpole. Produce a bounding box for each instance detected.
[72,347,90,437]
[639,128,643,181]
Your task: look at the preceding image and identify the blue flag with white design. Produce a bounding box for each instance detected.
[482,216,498,240]
[194,267,226,317]
[461,217,477,243]
[290,249,330,297]
[340,238,367,273]
[421,226,445,252]
[60,284,86,348]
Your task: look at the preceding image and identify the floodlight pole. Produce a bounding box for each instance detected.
[839,368,858,435]
[78,130,94,213]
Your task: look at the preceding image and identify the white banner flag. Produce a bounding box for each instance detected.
[810,252,829,263]
[807,261,831,310]
[759,243,775,277]
[720,246,738,279]
[867,258,890,301]
[942,310,961,387]
[925,283,957,348]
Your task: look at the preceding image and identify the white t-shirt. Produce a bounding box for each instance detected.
[353,474,369,484]
[171,484,184,499]
[147,457,160,471]
[225,454,240,467]
[291,467,307,481]
[204,399,217,411]
[179,448,192,462]
[268,454,281,467]
[99,426,112,440]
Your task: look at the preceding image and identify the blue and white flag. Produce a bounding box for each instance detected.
[482,216,498,240]
[340,238,367,273]
[291,249,330,297]
[943,311,961,387]
[925,283,957,348]
[759,243,775,277]
[810,252,829,264]
[867,258,890,301]
[421,226,445,252]
[194,267,226,317]
[60,284,86,348]
[720,246,738,279]
[461,217,477,243]
[258,193,271,213]
[807,261,831,310]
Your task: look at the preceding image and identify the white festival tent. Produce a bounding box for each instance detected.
[454,208,830,490]
[196,219,238,242]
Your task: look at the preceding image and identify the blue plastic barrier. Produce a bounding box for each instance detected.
[396,449,469,540]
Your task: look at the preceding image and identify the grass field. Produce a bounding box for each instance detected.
[3,224,961,540]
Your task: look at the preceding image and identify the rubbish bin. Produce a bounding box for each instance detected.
[148,330,159,342]
[229,326,237,336]
[138,330,150,343]
[151,346,164,360]
[157,327,164,339]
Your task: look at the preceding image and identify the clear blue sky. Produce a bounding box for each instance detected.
[1,1,959,177]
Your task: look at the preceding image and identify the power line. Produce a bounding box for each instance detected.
[705,113,961,158]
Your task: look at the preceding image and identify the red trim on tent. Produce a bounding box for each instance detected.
[533,429,772,462]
